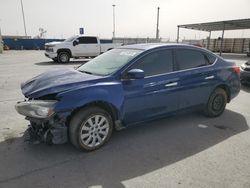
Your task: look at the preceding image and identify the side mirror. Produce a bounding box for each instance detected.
[73,40,79,46]
[126,69,145,79]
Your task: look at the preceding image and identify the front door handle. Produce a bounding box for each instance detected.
[205,75,214,80]
[165,82,178,87]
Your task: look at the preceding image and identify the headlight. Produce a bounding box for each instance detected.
[46,47,54,52]
[15,100,57,119]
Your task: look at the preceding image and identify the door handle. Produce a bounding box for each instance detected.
[165,82,178,87]
[205,75,214,80]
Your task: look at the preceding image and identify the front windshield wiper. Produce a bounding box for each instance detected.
[79,70,93,75]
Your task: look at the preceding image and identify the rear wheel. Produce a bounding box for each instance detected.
[204,88,227,117]
[58,52,70,63]
[69,107,113,151]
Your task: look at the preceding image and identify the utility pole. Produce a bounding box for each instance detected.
[0,27,3,53]
[20,0,27,36]
[156,7,160,40]
[112,4,116,38]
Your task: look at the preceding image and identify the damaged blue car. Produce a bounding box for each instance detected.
[15,44,241,151]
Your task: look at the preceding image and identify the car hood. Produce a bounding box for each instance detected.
[21,68,103,98]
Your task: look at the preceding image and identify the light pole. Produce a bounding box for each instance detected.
[112,4,116,38]
[0,19,3,53]
[156,7,160,40]
[20,0,27,36]
[0,27,3,53]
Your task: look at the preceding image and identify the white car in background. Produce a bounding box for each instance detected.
[45,36,122,63]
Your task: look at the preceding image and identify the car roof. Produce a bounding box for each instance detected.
[118,43,202,51]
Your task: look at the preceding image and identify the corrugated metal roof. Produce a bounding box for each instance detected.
[178,18,250,31]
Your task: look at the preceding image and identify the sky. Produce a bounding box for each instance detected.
[0,0,250,41]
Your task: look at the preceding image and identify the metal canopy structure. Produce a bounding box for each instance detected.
[177,18,250,55]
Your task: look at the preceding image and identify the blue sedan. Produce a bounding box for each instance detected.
[15,43,241,151]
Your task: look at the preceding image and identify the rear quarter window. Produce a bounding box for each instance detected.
[203,52,216,65]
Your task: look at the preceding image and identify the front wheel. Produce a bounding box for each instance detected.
[69,107,113,151]
[204,88,227,117]
[58,52,70,63]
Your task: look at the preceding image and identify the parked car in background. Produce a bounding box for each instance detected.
[240,60,250,85]
[16,43,241,151]
[45,36,122,63]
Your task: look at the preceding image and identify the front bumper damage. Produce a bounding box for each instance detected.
[15,100,68,145]
[24,116,68,145]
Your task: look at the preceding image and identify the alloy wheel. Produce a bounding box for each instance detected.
[80,115,110,148]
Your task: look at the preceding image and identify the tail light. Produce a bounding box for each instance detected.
[233,66,240,76]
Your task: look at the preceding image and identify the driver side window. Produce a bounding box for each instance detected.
[129,49,173,77]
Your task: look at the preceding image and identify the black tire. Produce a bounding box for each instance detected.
[52,58,58,62]
[204,88,227,117]
[58,52,70,63]
[69,107,113,151]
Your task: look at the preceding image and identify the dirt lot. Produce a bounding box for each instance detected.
[0,50,250,188]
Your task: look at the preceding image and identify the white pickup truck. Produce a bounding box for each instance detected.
[45,36,122,63]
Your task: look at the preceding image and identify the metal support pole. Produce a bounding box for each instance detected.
[177,26,180,43]
[112,4,116,38]
[21,0,27,36]
[207,31,211,50]
[220,23,225,56]
[0,27,3,53]
[156,7,160,39]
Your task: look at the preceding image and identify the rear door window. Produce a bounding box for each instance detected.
[78,37,98,44]
[175,49,208,70]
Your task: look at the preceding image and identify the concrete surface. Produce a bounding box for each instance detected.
[0,51,250,188]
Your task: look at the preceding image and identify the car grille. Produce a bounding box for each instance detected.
[45,46,53,52]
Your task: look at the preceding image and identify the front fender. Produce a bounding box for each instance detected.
[54,82,124,114]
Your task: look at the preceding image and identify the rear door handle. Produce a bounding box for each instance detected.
[165,82,178,87]
[205,75,214,80]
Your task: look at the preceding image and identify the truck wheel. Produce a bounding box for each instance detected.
[203,88,227,117]
[69,107,113,151]
[58,52,70,63]
[52,58,58,62]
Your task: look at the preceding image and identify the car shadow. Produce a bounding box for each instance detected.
[35,59,89,66]
[0,110,248,188]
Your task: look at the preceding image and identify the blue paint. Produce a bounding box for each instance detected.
[3,38,64,50]
[20,43,241,127]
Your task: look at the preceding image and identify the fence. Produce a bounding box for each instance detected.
[113,37,161,45]
[3,37,250,53]
[3,38,64,50]
[202,38,250,53]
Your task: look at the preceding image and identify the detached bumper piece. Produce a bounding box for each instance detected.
[240,70,250,84]
[24,117,68,145]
